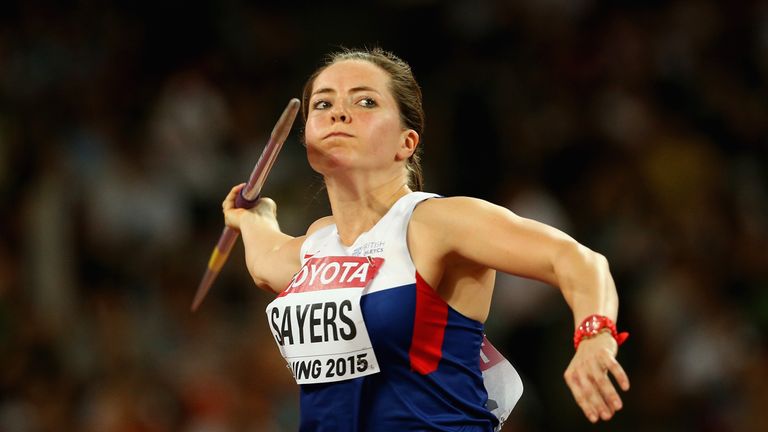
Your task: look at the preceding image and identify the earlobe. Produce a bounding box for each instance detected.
[397,129,419,161]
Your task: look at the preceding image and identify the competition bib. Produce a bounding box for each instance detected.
[265,256,383,384]
[480,336,524,430]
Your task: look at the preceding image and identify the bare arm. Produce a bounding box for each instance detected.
[417,197,615,318]
[414,196,629,423]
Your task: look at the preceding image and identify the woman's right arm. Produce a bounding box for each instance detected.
[222,184,306,293]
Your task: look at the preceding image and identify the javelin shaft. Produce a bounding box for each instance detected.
[191,98,301,312]
[237,98,302,207]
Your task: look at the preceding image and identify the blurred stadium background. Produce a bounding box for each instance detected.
[1,1,766,431]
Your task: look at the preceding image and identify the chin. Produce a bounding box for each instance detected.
[307,145,353,174]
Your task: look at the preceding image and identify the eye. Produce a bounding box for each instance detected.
[357,97,377,108]
[312,100,331,110]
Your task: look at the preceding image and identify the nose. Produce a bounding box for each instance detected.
[330,105,350,123]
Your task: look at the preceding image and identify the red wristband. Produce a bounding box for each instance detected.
[573,314,629,350]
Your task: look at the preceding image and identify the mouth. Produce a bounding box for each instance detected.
[323,132,354,139]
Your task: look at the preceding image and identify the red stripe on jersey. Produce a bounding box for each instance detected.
[409,272,448,375]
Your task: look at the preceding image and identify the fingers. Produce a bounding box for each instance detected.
[588,357,621,420]
[606,355,631,391]
[564,369,601,423]
[221,183,280,231]
[222,184,276,214]
[223,183,246,211]
[565,352,629,423]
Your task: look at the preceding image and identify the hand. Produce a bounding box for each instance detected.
[222,183,280,231]
[563,332,630,423]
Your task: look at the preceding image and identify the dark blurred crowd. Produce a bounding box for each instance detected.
[1,1,766,431]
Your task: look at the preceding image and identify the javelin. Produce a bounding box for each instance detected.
[191,98,301,312]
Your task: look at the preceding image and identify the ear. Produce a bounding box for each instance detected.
[395,129,419,161]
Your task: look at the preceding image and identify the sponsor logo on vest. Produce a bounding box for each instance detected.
[283,256,384,294]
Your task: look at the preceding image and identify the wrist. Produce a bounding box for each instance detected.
[573,314,629,350]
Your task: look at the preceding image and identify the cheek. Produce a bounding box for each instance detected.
[303,118,322,147]
[366,116,402,153]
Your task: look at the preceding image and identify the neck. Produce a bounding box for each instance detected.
[325,172,412,246]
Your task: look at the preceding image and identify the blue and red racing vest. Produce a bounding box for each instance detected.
[265,192,522,431]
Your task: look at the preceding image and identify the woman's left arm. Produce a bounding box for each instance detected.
[419,196,630,423]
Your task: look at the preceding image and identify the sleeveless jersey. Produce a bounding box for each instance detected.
[266,192,522,431]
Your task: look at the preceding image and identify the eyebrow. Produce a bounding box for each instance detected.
[311,86,381,97]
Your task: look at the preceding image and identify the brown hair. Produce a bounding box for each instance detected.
[301,47,425,191]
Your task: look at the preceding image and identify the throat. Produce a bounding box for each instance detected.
[332,188,411,247]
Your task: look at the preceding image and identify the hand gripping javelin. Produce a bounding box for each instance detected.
[191,98,301,312]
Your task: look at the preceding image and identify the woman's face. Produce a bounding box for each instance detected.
[304,60,414,178]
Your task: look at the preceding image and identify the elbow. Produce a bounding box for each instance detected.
[254,278,275,293]
[250,270,275,293]
[246,260,266,287]
[582,248,611,279]
[569,241,607,266]
[247,260,280,293]
[591,250,610,270]
[553,242,618,313]
[553,241,610,281]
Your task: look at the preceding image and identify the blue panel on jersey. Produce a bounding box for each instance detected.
[297,283,497,431]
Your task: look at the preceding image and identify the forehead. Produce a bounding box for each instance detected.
[313,60,391,93]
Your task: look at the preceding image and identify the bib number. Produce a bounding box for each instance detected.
[266,256,383,385]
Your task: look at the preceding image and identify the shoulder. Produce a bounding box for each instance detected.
[409,196,502,248]
[407,196,510,279]
[409,195,526,254]
[306,215,335,236]
[411,195,505,227]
